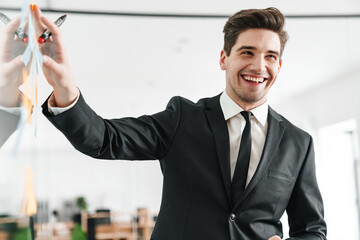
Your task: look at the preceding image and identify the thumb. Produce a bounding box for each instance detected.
[42,55,62,76]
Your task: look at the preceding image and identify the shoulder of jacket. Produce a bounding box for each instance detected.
[168,95,217,108]
[270,106,311,141]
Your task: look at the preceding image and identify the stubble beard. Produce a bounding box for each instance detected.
[229,79,268,104]
[236,89,266,104]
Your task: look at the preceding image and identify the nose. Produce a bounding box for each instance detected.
[249,55,267,74]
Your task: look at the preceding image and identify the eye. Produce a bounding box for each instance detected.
[241,51,253,56]
[267,54,277,60]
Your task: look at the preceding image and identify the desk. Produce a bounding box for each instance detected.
[0,231,9,240]
[96,222,135,240]
[89,209,156,240]
[34,221,74,240]
[0,216,29,240]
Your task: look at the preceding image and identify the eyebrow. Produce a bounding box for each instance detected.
[236,45,280,56]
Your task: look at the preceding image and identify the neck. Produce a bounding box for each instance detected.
[225,89,267,111]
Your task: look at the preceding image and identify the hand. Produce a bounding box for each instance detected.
[33,6,79,107]
[268,235,281,240]
[0,17,27,107]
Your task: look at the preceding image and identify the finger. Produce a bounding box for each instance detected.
[3,17,28,43]
[6,55,24,73]
[42,55,63,76]
[47,36,54,42]
[32,4,42,22]
[40,15,63,41]
[2,17,21,42]
[31,4,47,36]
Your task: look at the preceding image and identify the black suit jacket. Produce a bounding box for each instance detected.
[42,93,327,240]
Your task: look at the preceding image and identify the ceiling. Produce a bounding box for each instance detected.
[1,0,360,15]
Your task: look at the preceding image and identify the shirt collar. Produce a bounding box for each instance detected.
[220,91,268,127]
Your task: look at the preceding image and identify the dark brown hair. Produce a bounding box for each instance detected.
[223,7,288,57]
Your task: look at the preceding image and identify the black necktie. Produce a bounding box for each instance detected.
[231,111,252,205]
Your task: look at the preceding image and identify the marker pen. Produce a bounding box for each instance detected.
[38,14,67,44]
[0,12,29,43]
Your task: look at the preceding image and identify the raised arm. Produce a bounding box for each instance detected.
[32,6,79,107]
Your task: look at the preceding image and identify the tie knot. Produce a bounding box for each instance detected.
[240,111,251,122]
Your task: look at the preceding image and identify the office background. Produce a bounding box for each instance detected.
[0,0,360,239]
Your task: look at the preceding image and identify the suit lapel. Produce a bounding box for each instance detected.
[205,94,232,206]
[233,106,286,210]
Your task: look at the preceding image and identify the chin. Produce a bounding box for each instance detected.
[238,93,267,105]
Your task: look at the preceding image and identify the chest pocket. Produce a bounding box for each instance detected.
[268,170,295,183]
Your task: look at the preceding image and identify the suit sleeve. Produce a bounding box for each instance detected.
[0,109,20,147]
[42,93,181,160]
[285,136,327,240]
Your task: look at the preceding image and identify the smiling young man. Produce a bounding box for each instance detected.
[221,29,281,111]
[33,6,329,240]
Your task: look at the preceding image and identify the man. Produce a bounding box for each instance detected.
[4,6,327,239]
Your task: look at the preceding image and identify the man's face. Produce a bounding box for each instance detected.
[220,29,282,110]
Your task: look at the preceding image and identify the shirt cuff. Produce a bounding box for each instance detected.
[0,92,26,116]
[48,93,80,116]
[0,106,22,115]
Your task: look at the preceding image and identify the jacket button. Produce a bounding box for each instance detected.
[229,213,236,221]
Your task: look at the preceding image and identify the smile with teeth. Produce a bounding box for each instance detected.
[242,75,267,83]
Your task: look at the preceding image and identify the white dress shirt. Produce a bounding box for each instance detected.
[47,93,79,115]
[0,92,27,115]
[0,92,78,116]
[220,92,268,186]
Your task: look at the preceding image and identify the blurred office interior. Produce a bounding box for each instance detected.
[0,0,360,239]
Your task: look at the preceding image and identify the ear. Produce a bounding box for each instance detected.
[269,59,282,88]
[220,50,227,70]
[278,59,282,71]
